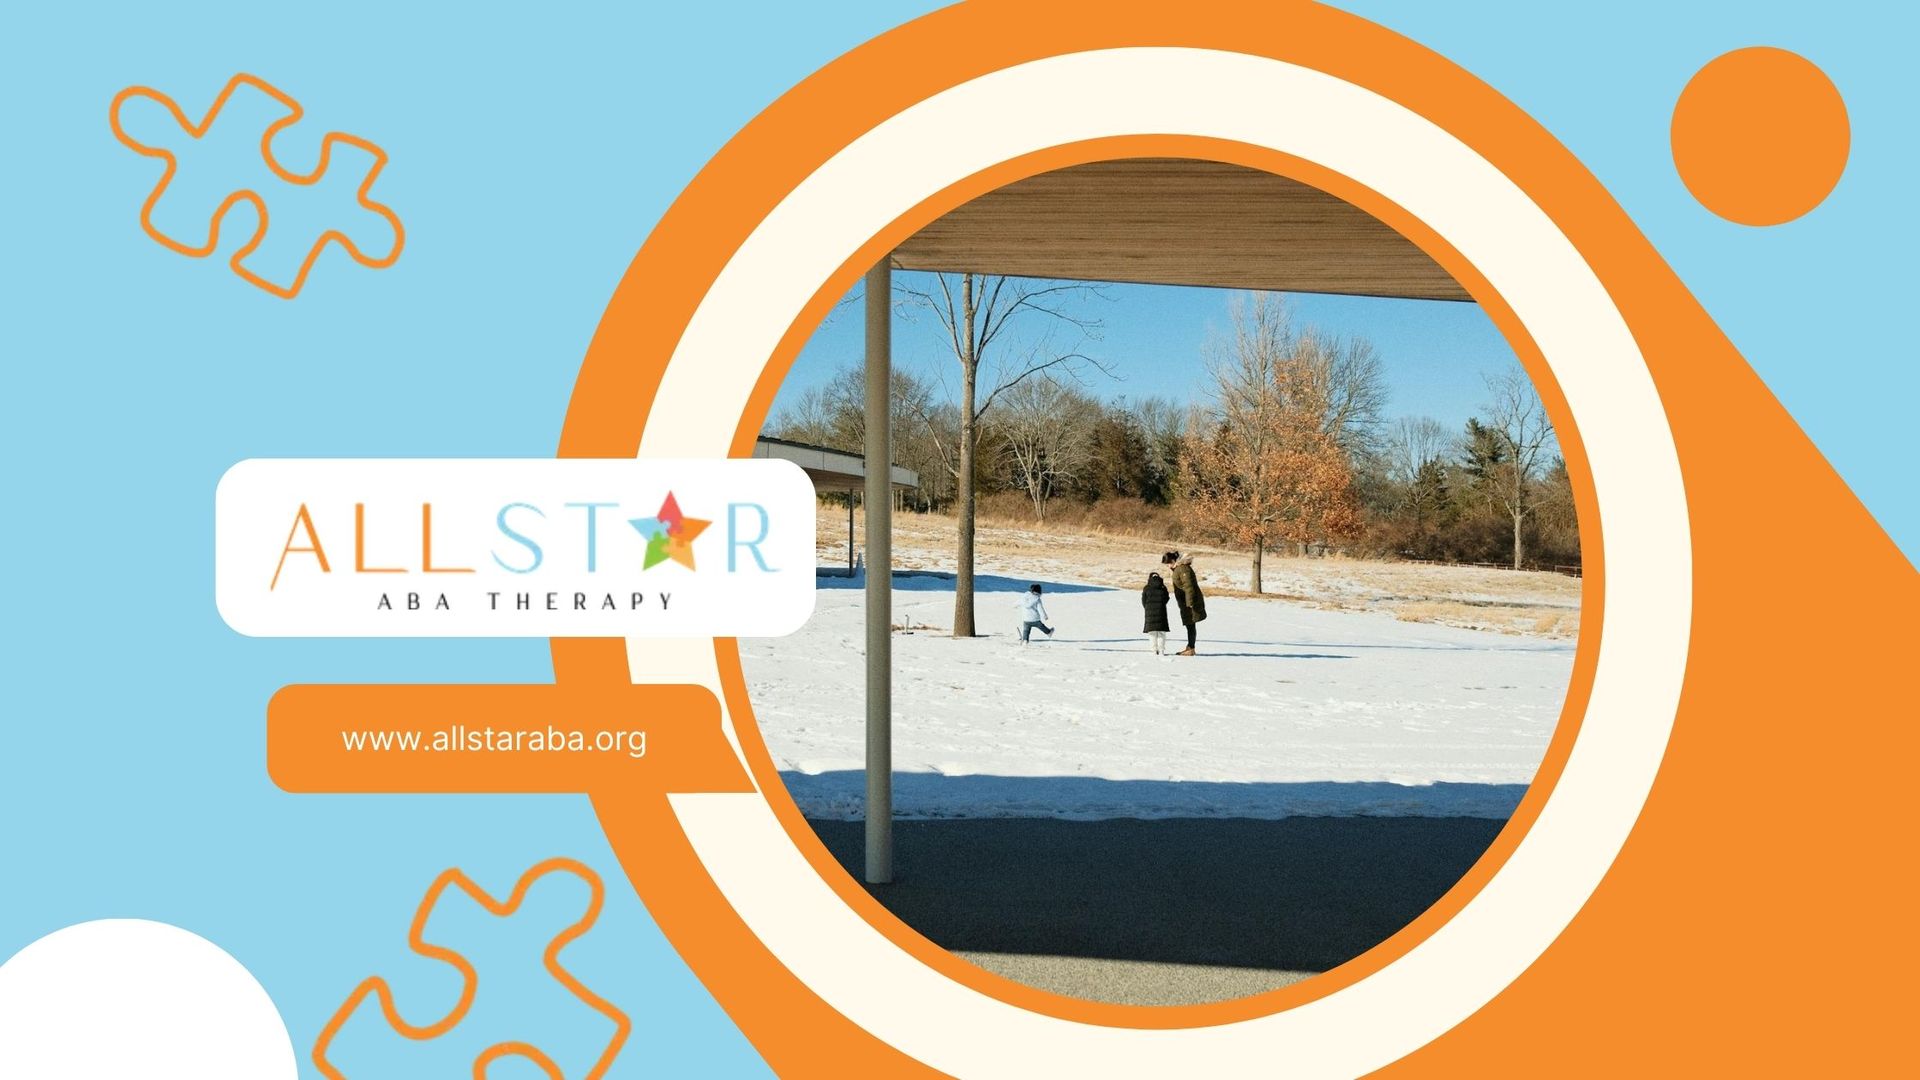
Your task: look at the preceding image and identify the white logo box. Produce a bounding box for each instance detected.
[215,458,819,637]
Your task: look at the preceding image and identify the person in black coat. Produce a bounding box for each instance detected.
[1142,571,1171,655]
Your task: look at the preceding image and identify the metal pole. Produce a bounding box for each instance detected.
[863,257,893,884]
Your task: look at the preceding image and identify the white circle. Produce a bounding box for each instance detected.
[0,919,298,1079]
[630,47,1689,1077]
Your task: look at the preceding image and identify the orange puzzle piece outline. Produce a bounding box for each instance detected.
[108,72,404,299]
[312,857,631,1080]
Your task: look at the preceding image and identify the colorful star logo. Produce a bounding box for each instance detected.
[627,491,710,570]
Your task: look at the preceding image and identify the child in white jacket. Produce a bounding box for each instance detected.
[1016,584,1054,643]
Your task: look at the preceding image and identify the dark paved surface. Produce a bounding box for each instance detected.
[808,816,1506,975]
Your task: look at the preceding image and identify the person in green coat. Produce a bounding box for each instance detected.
[1161,550,1206,656]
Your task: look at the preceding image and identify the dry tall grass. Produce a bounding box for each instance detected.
[972,491,1187,543]
[816,501,1582,639]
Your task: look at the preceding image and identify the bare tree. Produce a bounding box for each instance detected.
[1480,366,1555,569]
[996,378,1097,521]
[769,362,948,509]
[896,272,1109,636]
[1386,415,1450,486]
[769,385,839,448]
[1130,395,1187,503]
[1294,330,1389,457]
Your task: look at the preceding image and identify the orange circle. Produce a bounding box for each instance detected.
[1671,46,1849,226]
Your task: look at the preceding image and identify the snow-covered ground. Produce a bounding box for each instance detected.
[739,564,1575,821]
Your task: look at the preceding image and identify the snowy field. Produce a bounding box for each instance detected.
[739,560,1577,821]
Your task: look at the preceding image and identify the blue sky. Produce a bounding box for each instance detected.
[771,273,1523,437]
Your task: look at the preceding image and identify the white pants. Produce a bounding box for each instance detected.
[1149,631,1167,654]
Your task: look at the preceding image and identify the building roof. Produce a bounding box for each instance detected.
[754,436,920,492]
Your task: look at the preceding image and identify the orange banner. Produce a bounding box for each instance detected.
[267,683,751,794]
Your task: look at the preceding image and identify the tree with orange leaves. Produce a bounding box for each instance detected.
[1178,294,1363,593]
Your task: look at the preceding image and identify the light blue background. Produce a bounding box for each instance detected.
[1,2,1910,1076]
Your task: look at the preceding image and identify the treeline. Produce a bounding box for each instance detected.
[769,294,1581,577]
[771,364,1187,513]
[1361,416,1579,569]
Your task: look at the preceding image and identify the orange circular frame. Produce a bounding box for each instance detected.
[553,3,1646,1075]
[710,134,1601,1033]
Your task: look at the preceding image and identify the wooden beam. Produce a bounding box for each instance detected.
[894,158,1469,302]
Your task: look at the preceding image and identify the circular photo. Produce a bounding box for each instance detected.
[741,157,1583,1006]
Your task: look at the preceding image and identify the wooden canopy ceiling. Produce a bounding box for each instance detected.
[892,157,1470,302]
